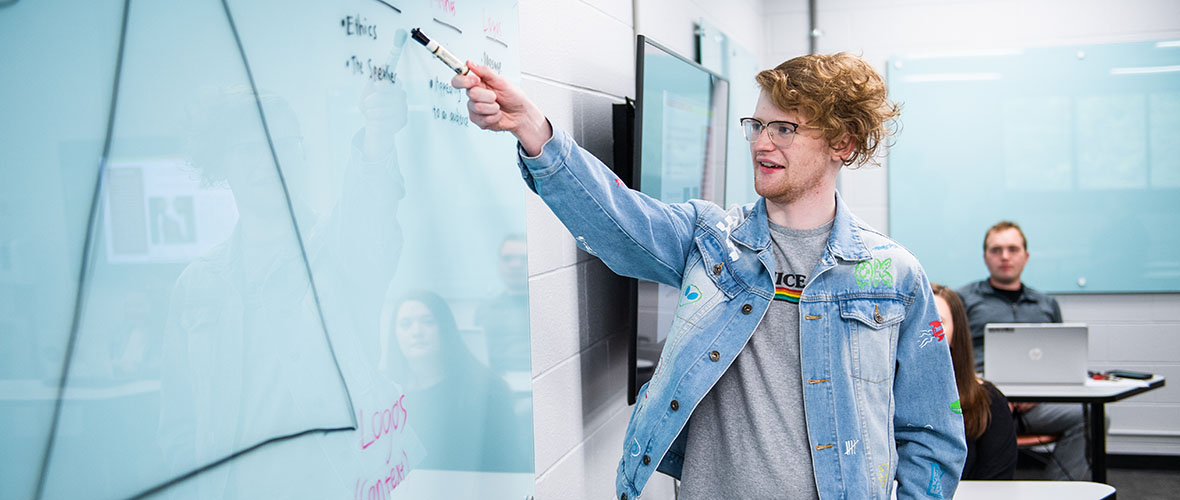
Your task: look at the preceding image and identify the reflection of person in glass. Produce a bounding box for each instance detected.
[475,233,530,375]
[378,289,530,473]
[157,33,409,495]
[111,290,162,381]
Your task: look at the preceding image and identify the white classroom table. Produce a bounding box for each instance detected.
[994,375,1166,483]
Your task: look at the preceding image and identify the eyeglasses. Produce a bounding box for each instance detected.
[739,117,800,147]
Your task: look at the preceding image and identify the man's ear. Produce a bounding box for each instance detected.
[831,135,855,163]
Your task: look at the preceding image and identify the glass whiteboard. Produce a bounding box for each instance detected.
[0,0,534,498]
[887,40,1180,293]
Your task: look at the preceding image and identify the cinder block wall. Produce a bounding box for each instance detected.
[518,1,764,498]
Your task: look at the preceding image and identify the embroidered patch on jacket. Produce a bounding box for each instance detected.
[927,461,944,498]
[918,321,946,349]
[876,462,890,490]
[575,236,596,256]
[929,320,944,340]
[681,284,702,304]
[919,329,934,348]
[714,215,741,261]
[844,439,859,456]
[950,399,962,415]
[855,258,894,289]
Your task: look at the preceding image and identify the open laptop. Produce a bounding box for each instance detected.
[984,323,1089,385]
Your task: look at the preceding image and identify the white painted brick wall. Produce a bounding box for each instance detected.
[519,1,764,498]
[1061,293,1180,453]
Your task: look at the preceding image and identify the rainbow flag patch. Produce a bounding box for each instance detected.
[774,286,802,303]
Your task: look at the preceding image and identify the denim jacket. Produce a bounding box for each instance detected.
[517,126,966,500]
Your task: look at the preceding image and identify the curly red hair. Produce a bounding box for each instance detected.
[755,53,900,167]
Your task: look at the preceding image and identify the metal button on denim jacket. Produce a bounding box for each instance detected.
[518,126,966,500]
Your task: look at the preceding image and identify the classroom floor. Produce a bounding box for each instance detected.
[1015,456,1180,500]
[1105,467,1180,500]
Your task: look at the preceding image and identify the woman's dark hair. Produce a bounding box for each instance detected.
[380,288,483,383]
[932,283,991,439]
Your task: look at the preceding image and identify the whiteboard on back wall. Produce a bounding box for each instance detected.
[887,40,1180,293]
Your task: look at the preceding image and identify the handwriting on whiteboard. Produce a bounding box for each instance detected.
[341,14,378,40]
[481,9,501,39]
[357,394,407,464]
[431,0,455,16]
[354,450,409,500]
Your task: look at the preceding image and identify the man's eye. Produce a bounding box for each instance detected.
[773,125,793,135]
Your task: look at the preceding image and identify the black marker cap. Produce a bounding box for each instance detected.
[410,28,430,46]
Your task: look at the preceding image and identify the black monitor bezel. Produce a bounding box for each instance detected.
[624,34,729,405]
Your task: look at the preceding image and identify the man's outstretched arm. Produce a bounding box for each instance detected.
[451,63,713,287]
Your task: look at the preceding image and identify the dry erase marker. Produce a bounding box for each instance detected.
[410,28,470,76]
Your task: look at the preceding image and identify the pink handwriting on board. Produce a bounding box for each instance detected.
[482,9,502,38]
[431,0,455,16]
[358,394,407,464]
[354,450,409,500]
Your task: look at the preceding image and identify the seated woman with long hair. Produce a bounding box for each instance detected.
[932,283,1018,479]
[378,288,531,473]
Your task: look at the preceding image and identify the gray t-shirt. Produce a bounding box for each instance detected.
[680,218,832,499]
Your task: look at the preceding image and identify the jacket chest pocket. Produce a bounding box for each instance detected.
[840,298,905,384]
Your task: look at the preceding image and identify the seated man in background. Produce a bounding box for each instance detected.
[958,221,1088,480]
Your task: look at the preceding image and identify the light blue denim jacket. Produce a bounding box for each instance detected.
[518,126,966,500]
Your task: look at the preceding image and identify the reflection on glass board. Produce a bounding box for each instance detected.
[696,19,760,206]
[475,234,532,378]
[631,36,728,404]
[0,0,533,499]
[638,40,728,205]
[1149,92,1180,188]
[659,92,710,201]
[379,288,531,473]
[1001,97,1072,192]
[888,40,1180,293]
[1076,94,1148,190]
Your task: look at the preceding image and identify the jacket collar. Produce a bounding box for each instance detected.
[730,190,872,262]
[729,198,771,251]
[827,190,872,262]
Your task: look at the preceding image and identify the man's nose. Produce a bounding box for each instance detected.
[751,130,775,151]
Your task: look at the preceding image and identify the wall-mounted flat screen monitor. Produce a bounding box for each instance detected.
[627,35,729,404]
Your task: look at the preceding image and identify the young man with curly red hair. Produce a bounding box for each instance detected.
[454,52,965,500]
